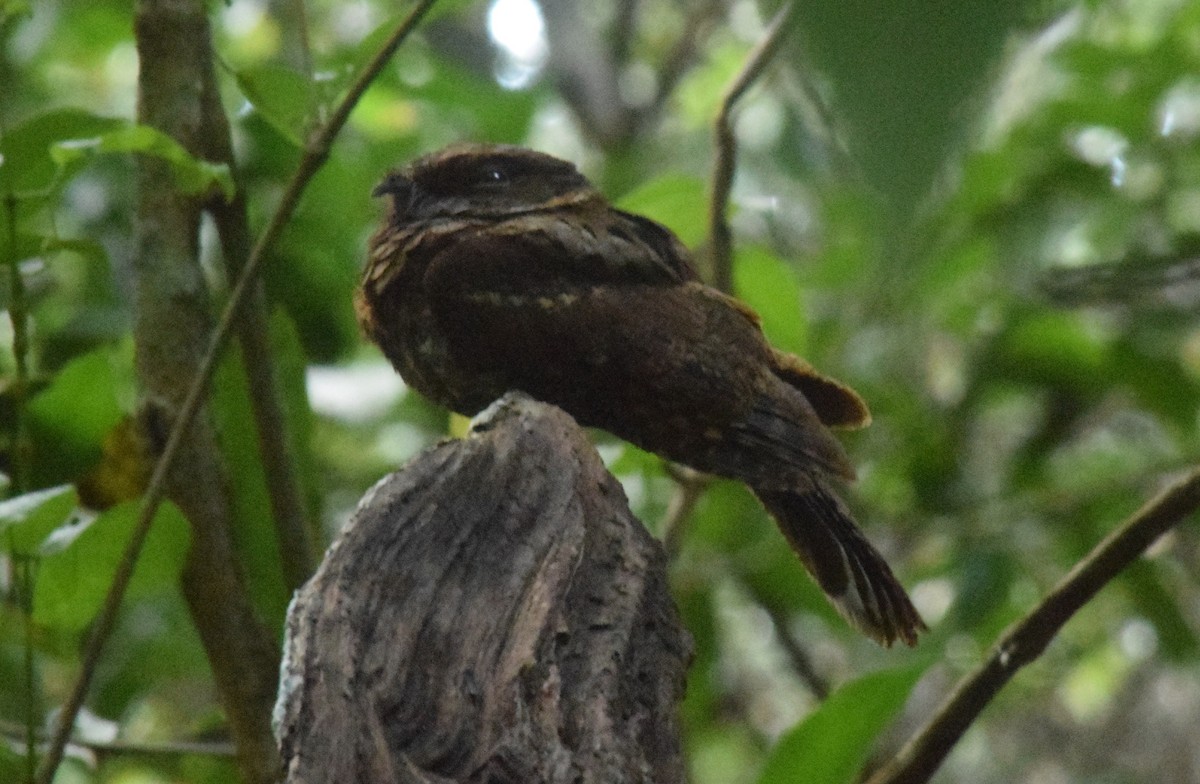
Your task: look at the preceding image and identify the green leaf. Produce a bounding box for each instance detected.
[787,0,1033,214]
[26,346,129,486]
[688,480,767,553]
[1111,340,1200,432]
[676,40,745,127]
[409,54,540,144]
[616,174,708,248]
[756,662,928,784]
[50,124,235,201]
[952,548,1018,635]
[741,548,847,632]
[269,171,367,360]
[734,245,807,355]
[991,310,1109,392]
[0,485,78,557]
[676,584,722,728]
[40,236,109,267]
[1121,560,1198,660]
[0,108,124,195]
[0,0,33,23]
[233,63,316,148]
[34,499,190,632]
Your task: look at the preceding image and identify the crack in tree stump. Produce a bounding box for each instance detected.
[275,393,692,783]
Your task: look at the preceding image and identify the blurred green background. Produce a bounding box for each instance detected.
[2,0,1200,782]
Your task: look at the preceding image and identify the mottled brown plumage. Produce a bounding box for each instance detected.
[356,143,925,646]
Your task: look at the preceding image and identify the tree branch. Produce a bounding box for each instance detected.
[1039,252,1200,311]
[708,1,794,294]
[866,465,1200,784]
[33,2,438,782]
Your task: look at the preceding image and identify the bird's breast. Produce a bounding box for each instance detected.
[362,223,509,414]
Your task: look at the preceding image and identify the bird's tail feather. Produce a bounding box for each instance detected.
[755,484,925,647]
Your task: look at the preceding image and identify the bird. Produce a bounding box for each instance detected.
[355,143,925,646]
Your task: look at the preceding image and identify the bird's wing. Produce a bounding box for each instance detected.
[770,351,871,430]
[430,210,698,299]
[420,214,703,377]
[422,222,859,486]
[609,210,700,283]
[685,281,871,431]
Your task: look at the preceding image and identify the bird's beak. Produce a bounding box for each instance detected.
[373,173,418,218]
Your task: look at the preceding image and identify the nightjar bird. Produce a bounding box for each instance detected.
[357,143,925,646]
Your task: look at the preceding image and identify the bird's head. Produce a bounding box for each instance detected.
[374,143,599,224]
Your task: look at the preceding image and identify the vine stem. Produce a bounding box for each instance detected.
[708,1,794,294]
[3,190,30,493]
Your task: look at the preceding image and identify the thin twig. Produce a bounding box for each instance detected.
[204,131,318,588]
[647,0,722,121]
[708,1,795,294]
[1039,252,1200,310]
[759,595,830,700]
[3,193,30,494]
[736,568,831,700]
[0,719,236,759]
[609,0,638,67]
[290,0,314,83]
[33,3,438,782]
[866,466,1200,784]
[13,553,37,783]
[661,467,711,558]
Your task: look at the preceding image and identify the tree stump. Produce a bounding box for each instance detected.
[275,393,693,783]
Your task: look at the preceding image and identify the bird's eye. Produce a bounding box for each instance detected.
[479,161,511,185]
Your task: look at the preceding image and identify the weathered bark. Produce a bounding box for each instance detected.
[276,394,692,783]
